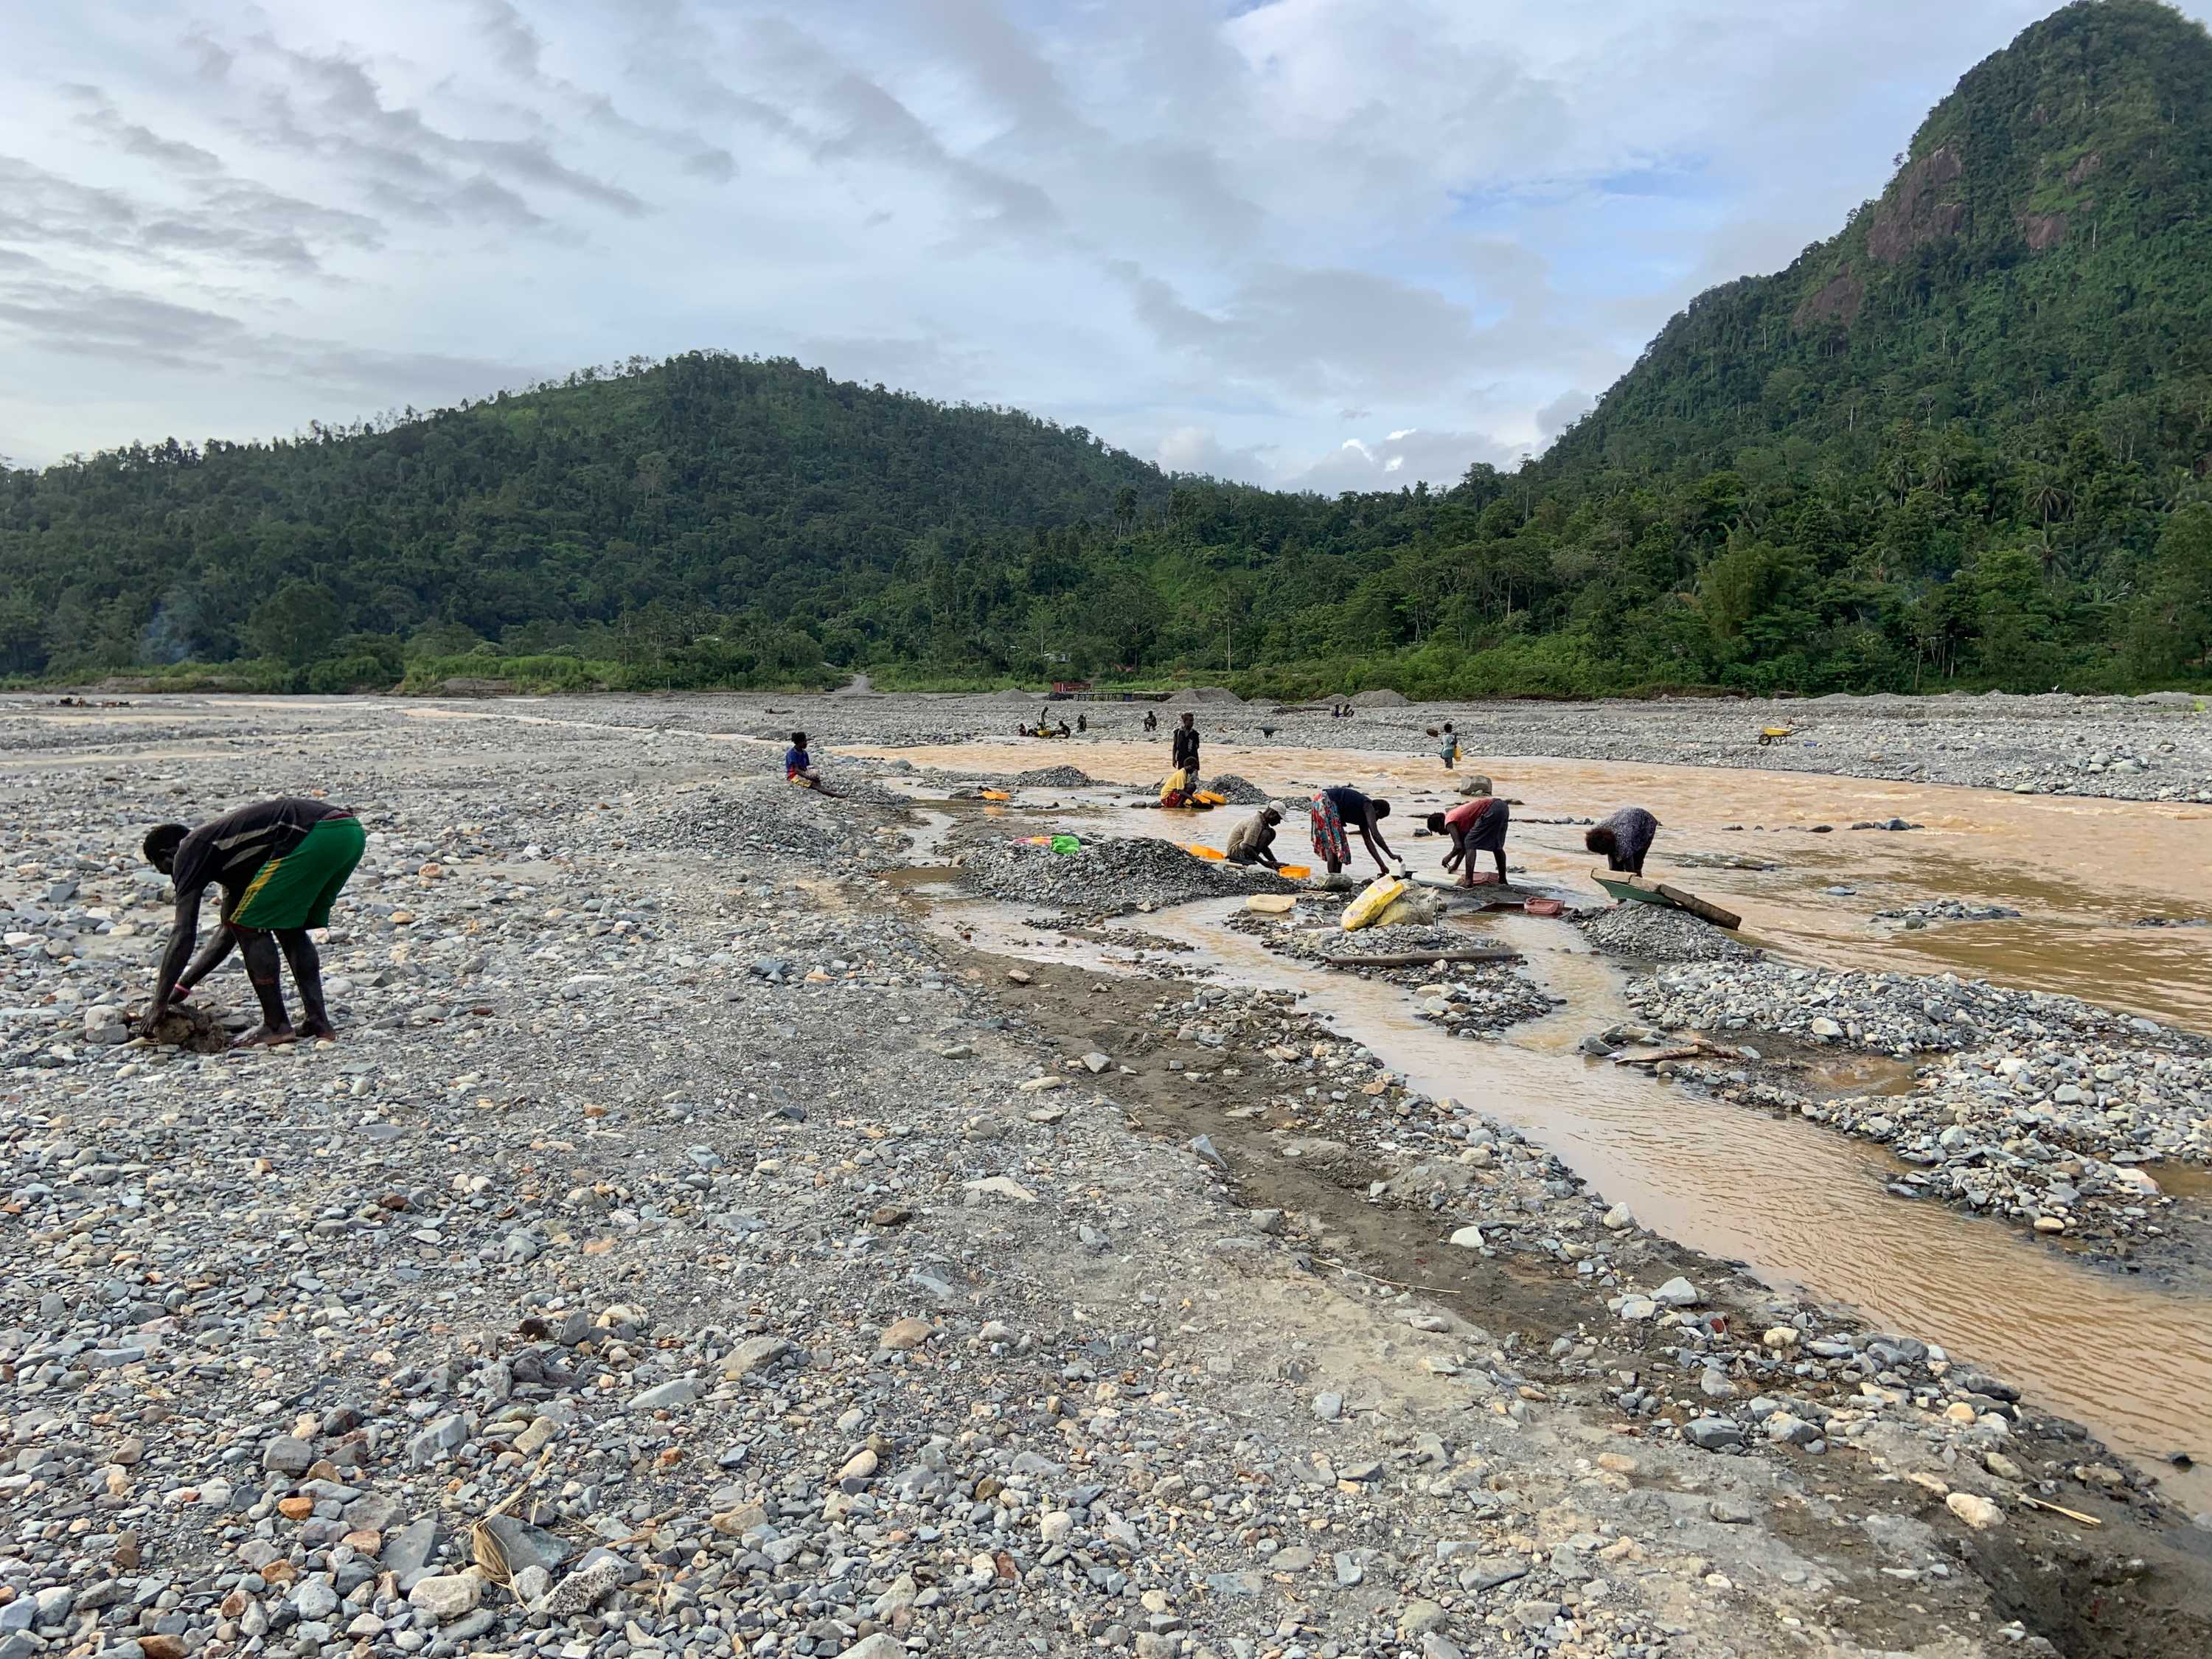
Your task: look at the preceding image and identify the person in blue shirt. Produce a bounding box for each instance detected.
[785,731,835,794]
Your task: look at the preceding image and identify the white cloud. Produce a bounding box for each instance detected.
[1536,389,1596,441]
[1,1,2202,466]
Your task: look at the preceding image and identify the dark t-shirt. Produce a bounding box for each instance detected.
[1172,726,1200,770]
[1321,785,1372,822]
[172,798,349,902]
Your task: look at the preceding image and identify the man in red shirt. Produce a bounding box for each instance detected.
[1427,796,1510,888]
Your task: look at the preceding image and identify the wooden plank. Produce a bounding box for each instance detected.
[1590,867,1742,930]
[1654,882,1743,931]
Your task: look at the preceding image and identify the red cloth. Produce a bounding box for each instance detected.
[1444,798,1494,830]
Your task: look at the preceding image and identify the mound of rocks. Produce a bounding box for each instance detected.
[1817,1039,2209,1247]
[956,835,1290,913]
[1580,903,1756,964]
[1011,764,1098,788]
[1630,961,2198,1060]
[1200,772,1271,804]
[627,777,902,867]
[1672,1029,2211,1253]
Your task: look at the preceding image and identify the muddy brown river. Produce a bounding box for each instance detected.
[858,739,2212,1510]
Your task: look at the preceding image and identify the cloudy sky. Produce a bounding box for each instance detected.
[1,1,2195,486]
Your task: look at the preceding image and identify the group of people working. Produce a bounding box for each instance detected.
[1222,787,1659,888]
[1220,787,1512,886]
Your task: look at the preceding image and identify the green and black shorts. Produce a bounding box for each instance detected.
[229,815,366,931]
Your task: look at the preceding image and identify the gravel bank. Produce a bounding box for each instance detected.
[328,687,2212,806]
[27,686,2205,802]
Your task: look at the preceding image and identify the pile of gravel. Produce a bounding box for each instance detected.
[1579,903,1756,963]
[1348,688,1410,707]
[956,835,1290,912]
[1227,911,1556,1032]
[629,777,900,866]
[1012,764,1099,788]
[1630,961,2200,1058]
[1203,773,1272,804]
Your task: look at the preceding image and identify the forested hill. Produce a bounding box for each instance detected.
[4,0,2212,698]
[1547,0,2212,484]
[0,354,1172,687]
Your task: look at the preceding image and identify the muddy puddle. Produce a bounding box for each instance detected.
[877,767,2212,1509]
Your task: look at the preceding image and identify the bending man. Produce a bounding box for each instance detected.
[1225,805,1284,869]
[1427,794,1511,888]
[1586,806,1660,874]
[140,797,367,1047]
[1310,786,1399,877]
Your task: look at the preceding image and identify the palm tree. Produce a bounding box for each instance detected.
[2030,533,2065,584]
[1922,447,1958,497]
[1882,448,1915,505]
[2023,470,2069,529]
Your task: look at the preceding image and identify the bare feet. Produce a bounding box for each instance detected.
[233,1023,298,1048]
[299,1018,338,1042]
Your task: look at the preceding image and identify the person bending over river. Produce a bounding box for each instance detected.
[1427,794,1510,888]
[1225,805,1284,869]
[1586,806,1660,875]
[139,797,366,1047]
[1310,786,1399,877]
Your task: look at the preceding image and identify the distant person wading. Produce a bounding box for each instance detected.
[1171,712,1200,779]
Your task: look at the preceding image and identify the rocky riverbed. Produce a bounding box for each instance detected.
[37,684,2210,804]
[5,695,2212,1659]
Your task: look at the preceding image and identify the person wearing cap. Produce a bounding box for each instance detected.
[1225,805,1285,869]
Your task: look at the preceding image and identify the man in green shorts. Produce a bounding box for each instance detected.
[138,798,367,1046]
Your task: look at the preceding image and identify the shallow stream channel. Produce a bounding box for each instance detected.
[854,740,2212,1513]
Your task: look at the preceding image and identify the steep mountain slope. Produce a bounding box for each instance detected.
[1547,0,2212,484]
